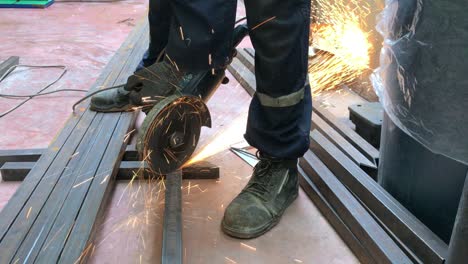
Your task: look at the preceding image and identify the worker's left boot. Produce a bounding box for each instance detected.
[222,152,299,239]
[90,59,189,112]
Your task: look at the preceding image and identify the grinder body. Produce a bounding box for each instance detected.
[137,25,249,174]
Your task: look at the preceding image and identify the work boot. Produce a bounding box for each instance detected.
[222,152,299,239]
[90,59,189,112]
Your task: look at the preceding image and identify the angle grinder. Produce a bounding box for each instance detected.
[136,24,249,175]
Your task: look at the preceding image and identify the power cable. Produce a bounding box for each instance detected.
[0,64,86,118]
[71,84,125,112]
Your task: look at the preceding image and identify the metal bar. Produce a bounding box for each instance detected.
[122,144,139,161]
[1,161,219,181]
[162,170,183,264]
[298,167,376,263]
[0,148,42,167]
[0,20,148,264]
[181,162,219,179]
[119,162,220,180]
[117,161,150,180]
[0,144,137,167]
[0,56,19,79]
[230,148,259,167]
[312,112,377,179]
[244,48,255,58]
[58,20,149,263]
[0,162,35,181]
[309,129,448,263]
[300,150,412,263]
[0,161,146,181]
[312,101,380,165]
[236,49,255,72]
[227,57,256,96]
[447,172,468,264]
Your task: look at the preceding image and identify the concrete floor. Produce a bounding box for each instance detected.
[0,2,359,263]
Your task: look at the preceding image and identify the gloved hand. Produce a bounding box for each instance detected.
[124,59,182,96]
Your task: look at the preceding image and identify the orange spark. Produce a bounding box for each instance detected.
[185,114,246,166]
[73,177,94,188]
[309,0,373,94]
[251,16,276,31]
[26,207,32,219]
[123,129,136,143]
[240,242,257,251]
[100,175,110,184]
[225,257,237,263]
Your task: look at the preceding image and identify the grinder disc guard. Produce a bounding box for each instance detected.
[137,95,211,175]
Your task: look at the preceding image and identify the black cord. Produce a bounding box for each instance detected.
[71,84,125,112]
[0,89,87,98]
[0,64,70,118]
[235,17,247,25]
[71,48,167,113]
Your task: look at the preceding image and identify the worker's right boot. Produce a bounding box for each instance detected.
[90,58,190,112]
[222,152,299,238]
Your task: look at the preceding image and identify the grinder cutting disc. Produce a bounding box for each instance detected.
[137,94,211,175]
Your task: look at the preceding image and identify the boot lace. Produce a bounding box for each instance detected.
[243,151,278,200]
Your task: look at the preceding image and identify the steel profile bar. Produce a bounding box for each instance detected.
[162,170,183,264]
[309,130,448,263]
[300,150,412,263]
[298,167,376,263]
[0,148,42,167]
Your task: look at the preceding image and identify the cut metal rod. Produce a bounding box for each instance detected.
[162,170,183,264]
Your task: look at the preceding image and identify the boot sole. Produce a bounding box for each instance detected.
[221,192,299,239]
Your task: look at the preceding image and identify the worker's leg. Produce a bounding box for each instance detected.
[244,0,312,159]
[222,0,311,238]
[137,0,173,69]
[141,0,239,71]
[165,0,237,71]
[91,0,237,112]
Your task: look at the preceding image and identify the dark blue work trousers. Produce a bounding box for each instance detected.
[141,0,312,159]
